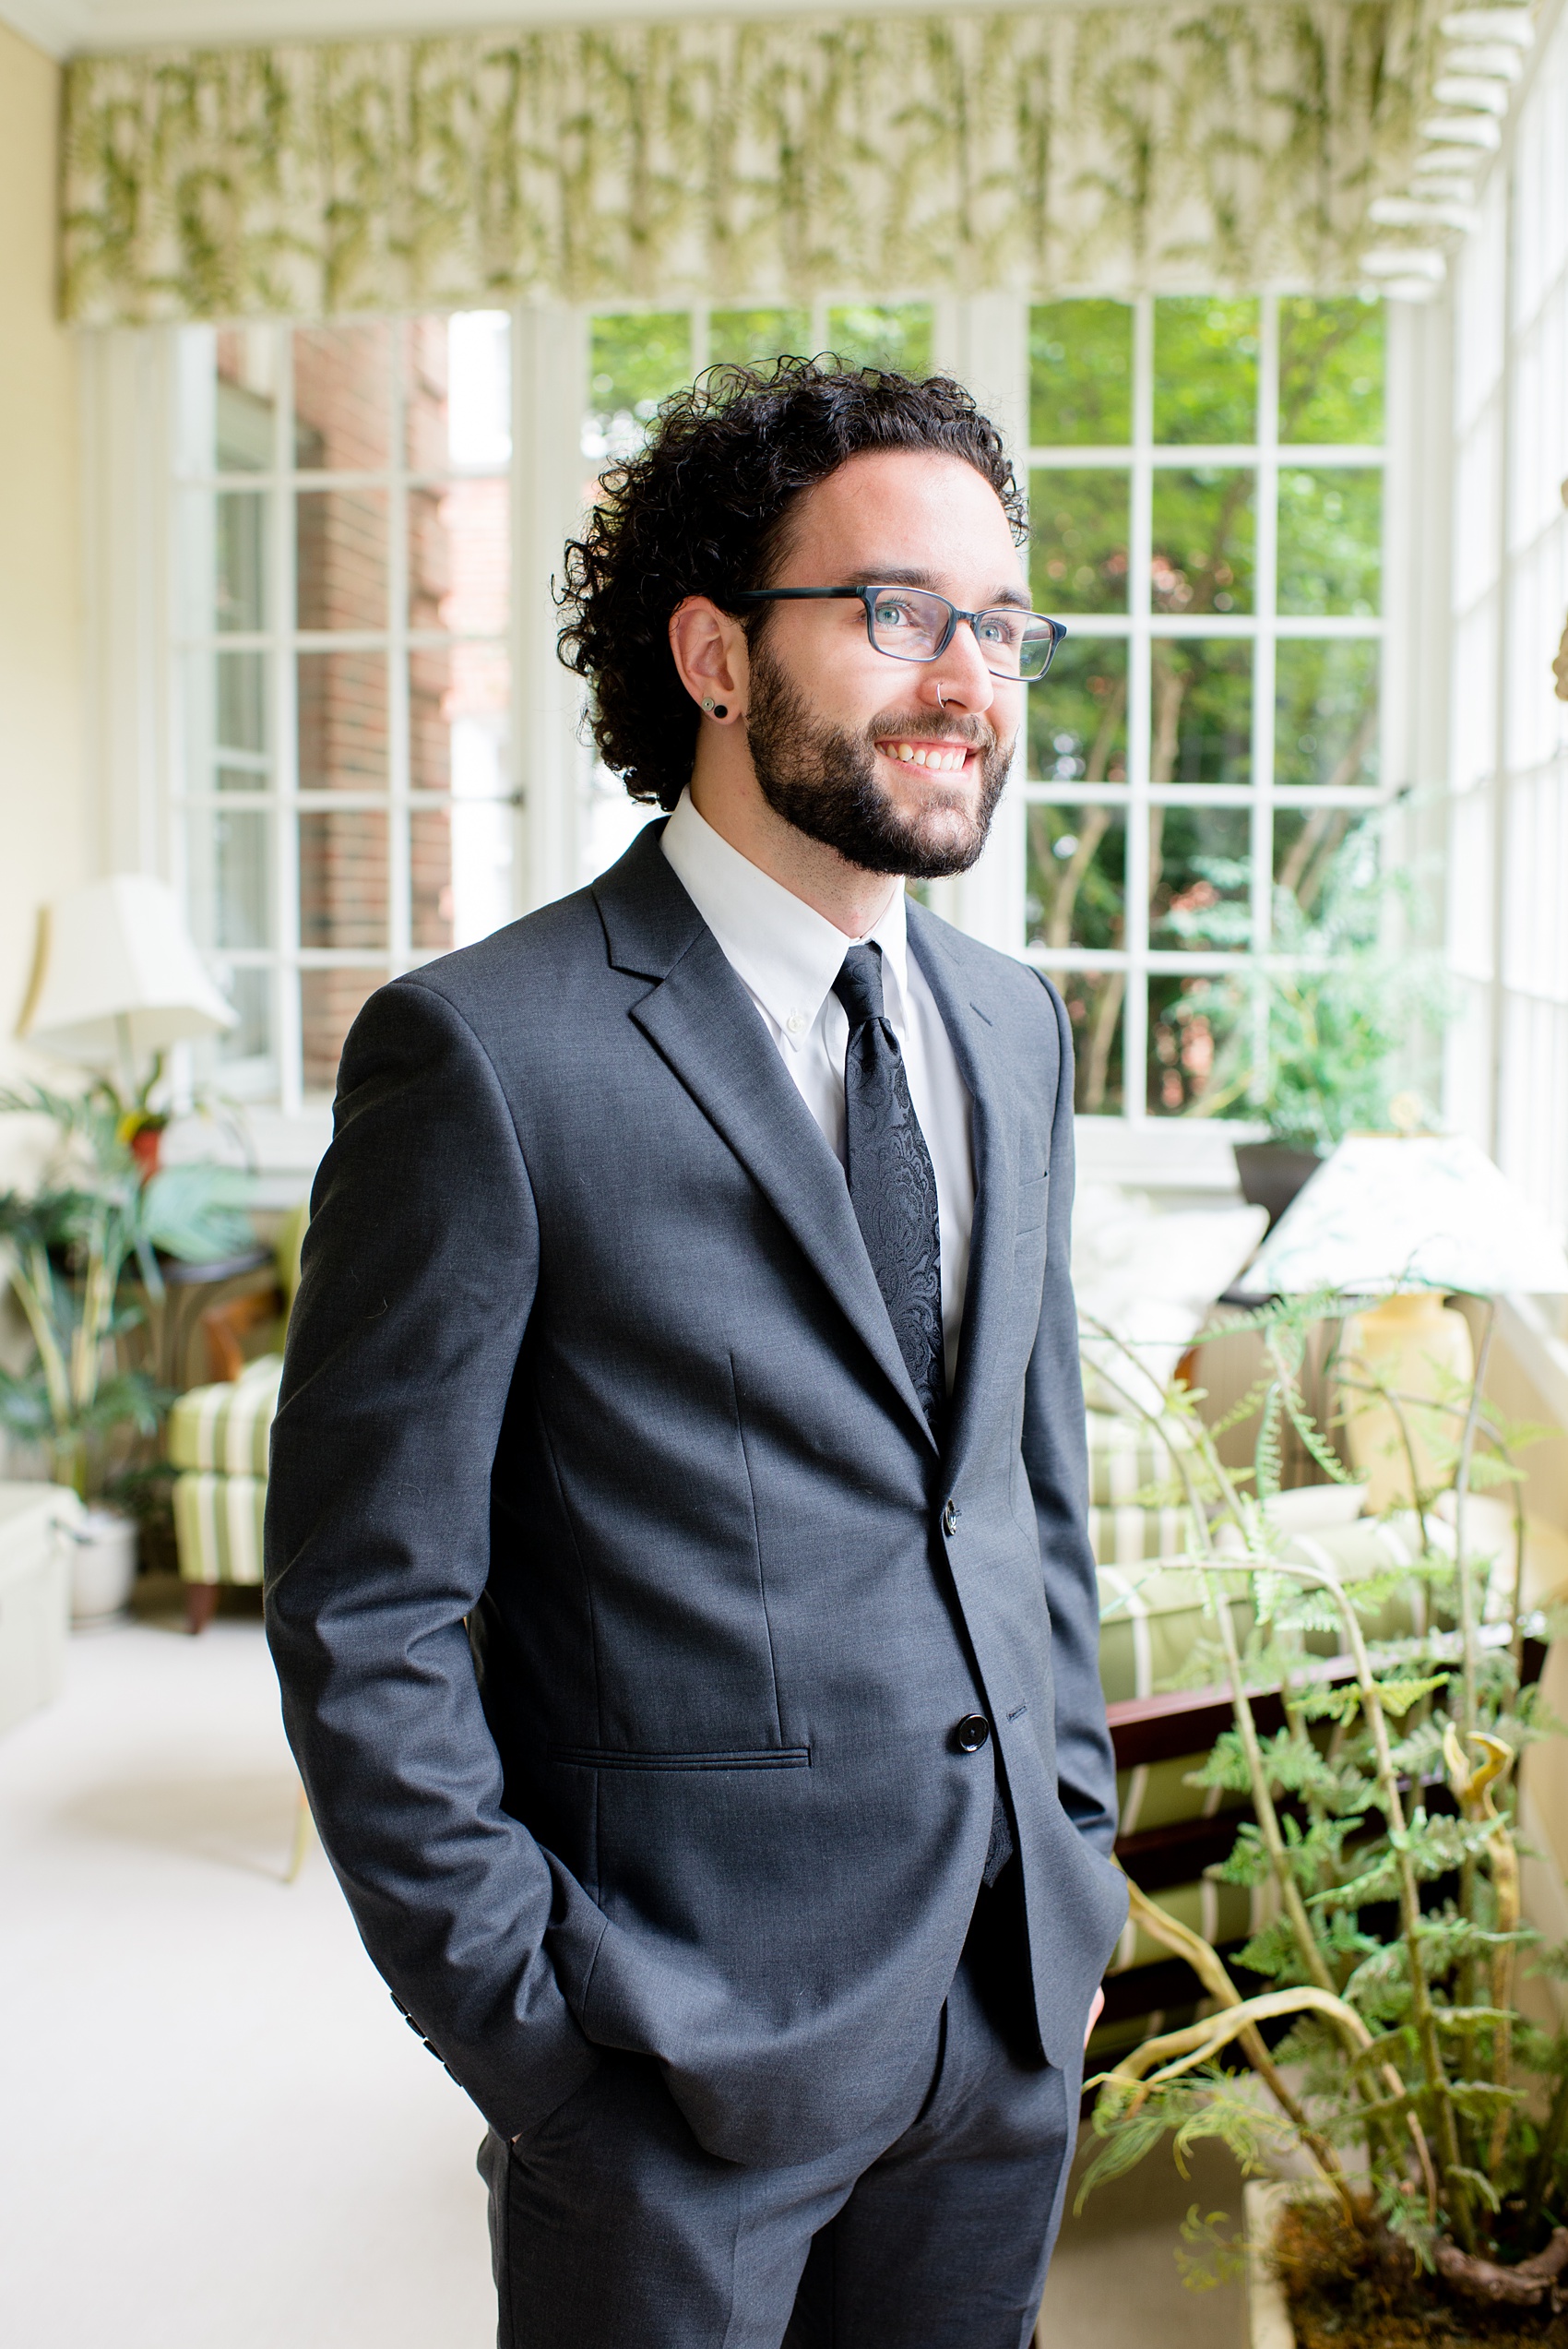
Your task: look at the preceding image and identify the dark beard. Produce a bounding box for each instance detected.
[742,641,1012,879]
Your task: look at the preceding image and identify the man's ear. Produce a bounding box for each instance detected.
[670,596,749,721]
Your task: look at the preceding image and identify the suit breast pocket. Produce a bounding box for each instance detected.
[1016,1172,1049,1237]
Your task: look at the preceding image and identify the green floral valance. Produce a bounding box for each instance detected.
[62,2,1447,326]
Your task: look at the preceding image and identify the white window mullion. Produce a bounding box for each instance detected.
[1252,292,1280,1100]
[514,304,588,913]
[274,326,303,1119]
[1123,294,1156,1125]
[387,334,411,970]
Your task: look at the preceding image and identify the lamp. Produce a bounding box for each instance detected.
[1237,1135,1568,1509]
[18,875,235,1071]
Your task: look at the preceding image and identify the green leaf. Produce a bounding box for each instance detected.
[1370,1675,1449,1718]
[138,1164,254,1262]
[1174,2205,1248,2294]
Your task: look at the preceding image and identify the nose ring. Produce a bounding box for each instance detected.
[936,683,946,709]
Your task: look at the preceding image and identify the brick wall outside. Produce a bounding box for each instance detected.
[291,322,509,1088]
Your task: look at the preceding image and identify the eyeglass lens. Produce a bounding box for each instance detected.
[865,588,1057,679]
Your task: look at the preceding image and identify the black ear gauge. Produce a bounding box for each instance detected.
[712,704,728,719]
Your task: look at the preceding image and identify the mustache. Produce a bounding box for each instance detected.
[864,710,998,751]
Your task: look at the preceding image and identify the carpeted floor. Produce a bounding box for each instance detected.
[0,1593,1241,2348]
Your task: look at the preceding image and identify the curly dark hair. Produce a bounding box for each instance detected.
[555,356,1027,812]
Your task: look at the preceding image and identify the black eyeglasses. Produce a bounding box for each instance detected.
[732,584,1066,682]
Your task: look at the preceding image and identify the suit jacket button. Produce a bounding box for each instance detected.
[942,1500,959,1537]
[954,1713,991,1753]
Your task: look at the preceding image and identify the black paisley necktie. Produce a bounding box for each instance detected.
[833,942,946,1433]
[834,943,1015,1887]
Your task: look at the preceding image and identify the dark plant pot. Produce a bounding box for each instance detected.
[1232,1141,1324,1233]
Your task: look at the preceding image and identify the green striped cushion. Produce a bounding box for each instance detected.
[172,1472,267,1586]
[1088,1502,1201,1567]
[1098,1563,1253,1705]
[168,1358,282,1474]
[1085,1408,1196,1508]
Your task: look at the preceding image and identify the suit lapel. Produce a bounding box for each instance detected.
[906,902,1024,1474]
[595,828,937,1451]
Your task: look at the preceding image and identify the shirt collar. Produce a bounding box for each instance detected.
[660,788,909,1046]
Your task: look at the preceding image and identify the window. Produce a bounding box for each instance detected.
[1021,294,1386,1119]
[164,292,1390,1139]
[172,316,515,1110]
[1445,4,1568,1237]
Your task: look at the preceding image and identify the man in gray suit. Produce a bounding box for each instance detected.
[266,358,1126,2349]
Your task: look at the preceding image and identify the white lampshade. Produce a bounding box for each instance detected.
[18,875,235,1063]
[1239,1134,1568,1298]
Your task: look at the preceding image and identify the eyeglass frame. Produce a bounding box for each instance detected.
[731,584,1067,682]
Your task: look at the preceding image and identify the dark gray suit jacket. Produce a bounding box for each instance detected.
[265,820,1127,2167]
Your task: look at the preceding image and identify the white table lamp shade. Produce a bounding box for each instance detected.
[1241,1134,1568,1298]
[19,876,235,1061]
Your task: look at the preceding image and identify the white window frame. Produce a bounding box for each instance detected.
[1443,0,1568,1243]
[78,293,1424,1194]
[1020,291,1390,1128]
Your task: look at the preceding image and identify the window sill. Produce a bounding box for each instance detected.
[1074,1115,1264,1198]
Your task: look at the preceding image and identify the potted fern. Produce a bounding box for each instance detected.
[0,1082,252,1617]
[1082,1297,1568,2345]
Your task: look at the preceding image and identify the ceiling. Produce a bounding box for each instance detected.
[3,0,1051,61]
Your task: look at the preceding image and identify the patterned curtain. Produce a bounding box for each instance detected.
[61,2,1448,325]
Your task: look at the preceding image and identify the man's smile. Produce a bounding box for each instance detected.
[873,737,976,773]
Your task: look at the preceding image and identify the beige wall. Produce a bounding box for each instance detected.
[0,22,88,1128]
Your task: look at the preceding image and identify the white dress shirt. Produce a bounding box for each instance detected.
[660,788,975,1388]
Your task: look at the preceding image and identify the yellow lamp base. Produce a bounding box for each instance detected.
[1337,1290,1474,1513]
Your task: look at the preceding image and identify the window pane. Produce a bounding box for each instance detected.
[1027,638,1128,785]
[216,650,267,768]
[709,308,811,367]
[296,489,387,631]
[1047,969,1124,1115]
[410,480,511,634]
[1278,296,1384,445]
[1153,299,1260,444]
[184,651,269,790]
[1277,468,1382,615]
[1148,972,1245,1114]
[1150,641,1253,782]
[405,313,513,471]
[410,802,516,953]
[299,810,388,948]
[215,330,276,471]
[216,492,267,631]
[1149,806,1252,952]
[1275,641,1380,790]
[291,324,392,471]
[1273,805,1356,919]
[187,806,271,949]
[411,808,454,951]
[587,312,694,457]
[826,304,933,376]
[410,645,511,797]
[212,966,272,1074]
[1028,301,1133,446]
[1026,806,1126,951]
[1150,468,1254,614]
[1029,470,1130,613]
[298,651,388,793]
[301,970,385,1098]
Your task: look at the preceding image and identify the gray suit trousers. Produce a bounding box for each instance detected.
[478,1888,1075,2349]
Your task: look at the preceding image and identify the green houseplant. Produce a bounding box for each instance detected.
[1159,818,1448,1225]
[0,1081,252,1612]
[1082,1300,1568,2345]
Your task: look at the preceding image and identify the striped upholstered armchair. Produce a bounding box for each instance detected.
[170,1205,305,1633]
